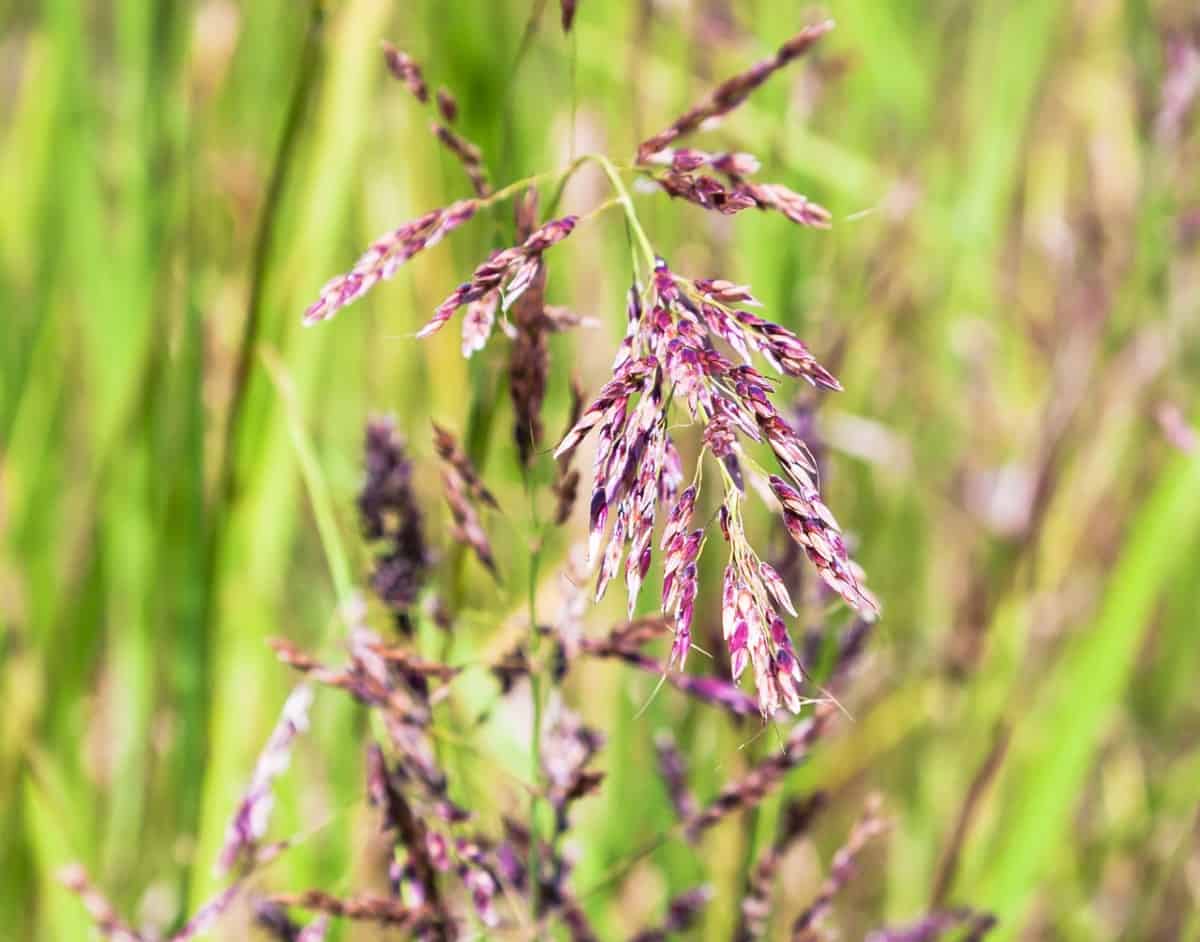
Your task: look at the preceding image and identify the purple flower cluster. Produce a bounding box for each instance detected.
[557,259,874,715]
[648,153,832,229]
[359,417,430,631]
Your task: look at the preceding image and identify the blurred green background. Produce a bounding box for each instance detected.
[2,0,1199,939]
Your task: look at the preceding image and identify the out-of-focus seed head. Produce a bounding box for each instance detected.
[216,685,313,876]
[435,86,458,123]
[360,418,430,628]
[382,41,428,102]
[560,0,579,33]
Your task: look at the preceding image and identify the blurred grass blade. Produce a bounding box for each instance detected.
[966,441,1200,935]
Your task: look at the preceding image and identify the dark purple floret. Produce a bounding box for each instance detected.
[360,418,430,632]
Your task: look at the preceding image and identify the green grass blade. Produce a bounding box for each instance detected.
[965,443,1200,934]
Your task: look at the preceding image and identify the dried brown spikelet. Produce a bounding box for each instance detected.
[380,43,492,200]
[304,200,478,325]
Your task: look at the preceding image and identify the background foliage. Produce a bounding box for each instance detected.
[2,0,1199,938]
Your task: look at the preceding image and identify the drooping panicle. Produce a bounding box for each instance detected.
[636,25,834,228]
[304,200,478,325]
[556,255,871,714]
[636,20,835,161]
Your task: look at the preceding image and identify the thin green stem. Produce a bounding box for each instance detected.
[588,153,657,273]
[525,460,546,913]
[481,160,586,210]
[542,155,590,218]
[260,347,355,612]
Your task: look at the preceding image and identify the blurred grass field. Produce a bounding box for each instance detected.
[2,0,1199,938]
